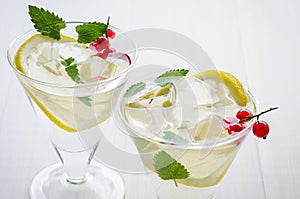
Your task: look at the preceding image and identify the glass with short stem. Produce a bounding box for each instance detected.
[7,22,136,199]
[117,58,257,199]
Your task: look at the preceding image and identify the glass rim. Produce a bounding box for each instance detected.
[7,21,137,89]
[119,87,258,149]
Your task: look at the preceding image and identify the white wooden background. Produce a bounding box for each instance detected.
[1,0,299,198]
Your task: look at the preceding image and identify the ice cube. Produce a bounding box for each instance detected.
[122,83,176,138]
[163,77,220,129]
[189,114,226,141]
[80,56,116,82]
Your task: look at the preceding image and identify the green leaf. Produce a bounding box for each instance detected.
[61,57,75,67]
[77,96,92,107]
[123,82,146,98]
[76,22,108,43]
[28,5,66,40]
[153,151,190,187]
[156,69,189,79]
[163,131,188,144]
[65,65,80,83]
[61,57,81,83]
[155,69,189,86]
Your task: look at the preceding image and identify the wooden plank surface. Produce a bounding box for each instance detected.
[0,0,298,198]
[236,0,300,198]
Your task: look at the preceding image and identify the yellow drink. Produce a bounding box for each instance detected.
[120,74,256,198]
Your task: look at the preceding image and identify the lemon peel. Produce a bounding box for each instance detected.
[193,70,248,107]
[156,86,170,97]
[23,85,77,132]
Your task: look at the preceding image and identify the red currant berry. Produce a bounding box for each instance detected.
[96,76,107,81]
[106,48,114,54]
[236,108,253,121]
[107,29,116,39]
[90,42,98,47]
[96,44,109,53]
[96,48,112,59]
[96,52,107,59]
[97,37,107,43]
[223,117,245,135]
[228,123,245,135]
[223,117,239,129]
[95,37,108,50]
[252,120,270,139]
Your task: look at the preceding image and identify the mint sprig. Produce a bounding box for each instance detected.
[123,82,146,98]
[28,5,66,40]
[61,57,81,83]
[76,22,108,43]
[155,69,189,86]
[153,150,190,187]
[28,5,110,43]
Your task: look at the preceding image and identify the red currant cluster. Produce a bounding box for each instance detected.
[89,28,116,60]
[89,28,132,66]
[223,107,278,139]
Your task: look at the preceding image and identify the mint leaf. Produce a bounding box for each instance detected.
[65,65,80,83]
[77,96,92,107]
[76,22,108,43]
[28,5,66,40]
[61,57,75,67]
[61,57,81,83]
[163,131,188,144]
[124,82,146,98]
[155,69,189,86]
[153,151,190,187]
[156,69,189,79]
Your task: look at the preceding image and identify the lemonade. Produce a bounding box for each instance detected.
[119,69,257,198]
[13,32,131,132]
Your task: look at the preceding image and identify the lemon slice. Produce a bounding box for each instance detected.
[14,34,79,132]
[193,70,248,106]
[126,84,174,108]
[23,86,78,132]
[126,102,146,108]
[22,84,112,133]
[14,34,113,132]
[156,86,170,97]
[15,34,76,74]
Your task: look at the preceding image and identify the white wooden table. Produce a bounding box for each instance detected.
[0,0,299,198]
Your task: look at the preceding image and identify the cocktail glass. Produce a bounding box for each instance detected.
[7,22,136,199]
[118,63,257,199]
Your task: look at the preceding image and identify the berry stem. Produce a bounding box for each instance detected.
[105,16,110,38]
[173,179,178,187]
[239,107,278,123]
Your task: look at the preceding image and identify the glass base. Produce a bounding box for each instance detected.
[30,162,125,199]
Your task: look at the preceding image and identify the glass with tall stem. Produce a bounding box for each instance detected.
[7,22,136,199]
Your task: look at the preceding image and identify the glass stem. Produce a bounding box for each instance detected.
[53,141,99,184]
